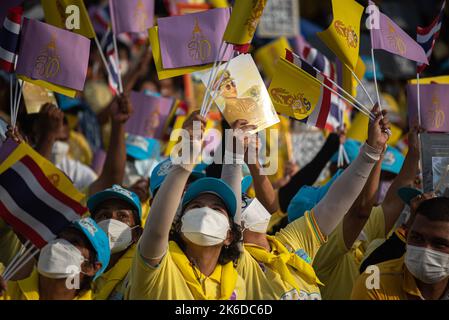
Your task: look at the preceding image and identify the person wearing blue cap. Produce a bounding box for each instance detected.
[87,185,143,300]
[0,218,110,300]
[126,111,246,300]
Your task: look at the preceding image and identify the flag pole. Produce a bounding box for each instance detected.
[1,240,30,277]
[2,242,36,280]
[9,74,13,127]
[112,33,124,94]
[13,79,23,127]
[371,48,382,110]
[94,35,113,81]
[349,67,375,107]
[417,72,422,126]
[3,247,40,282]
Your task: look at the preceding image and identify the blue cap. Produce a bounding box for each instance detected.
[126,134,161,161]
[242,175,253,194]
[381,146,404,175]
[331,139,361,164]
[398,187,423,206]
[149,159,206,197]
[55,93,83,111]
[288,169,343,222]
[182,177,237,218]
[87,185,142,220]
[72,217,110,280]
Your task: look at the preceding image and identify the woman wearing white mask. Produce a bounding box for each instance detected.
[227,105,391,300]
[87,185,143,300]
[352,197,449,300]
[125,111,246,300]
[0,218,109,300]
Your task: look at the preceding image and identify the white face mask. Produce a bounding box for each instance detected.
[405,245,449,284]
[241,198,271,234]
[181,207,230,247]
[37,239,86,279]
[98,219,135,254]
[52,141,70,162]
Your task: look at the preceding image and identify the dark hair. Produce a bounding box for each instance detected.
[416,197,449,222]
[170,210,242,266]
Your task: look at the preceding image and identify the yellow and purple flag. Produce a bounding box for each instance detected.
[158,8,233,69]
[109,0,154,35]
[223,0,267,45]
[369,1,428,65]
[41,0,96,39]
[16,18,90,94]
[269,58,332,129]
[317,0,363,70]
[407,83,449,133]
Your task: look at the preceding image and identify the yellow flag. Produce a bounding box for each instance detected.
[409,75,449,84]
[255,37,291,79]
[268,58,322,121]
[18,76,78,98]
[149,27,213,80]
[317,0,363,70]
[0,141,85,202]
[223,0,267,45]
[41,0,96,39]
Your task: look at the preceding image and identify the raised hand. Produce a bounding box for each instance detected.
[111,94,133,124]
[367,104,391,151]
[38,103,64,139]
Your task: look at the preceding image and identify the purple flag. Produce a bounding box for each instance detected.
[15,18,90,91]
[407,84,449,133]
[158,8,233,69]
[109,0,154,35]
[370,1,428,65]
[125,91,173,139]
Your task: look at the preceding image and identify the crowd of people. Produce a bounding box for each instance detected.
[0,0,449,301]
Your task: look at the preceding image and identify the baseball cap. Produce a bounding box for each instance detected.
[149,159,206,197]
[397,187,423,206]
[381,146,404,175]
[288,169,343,222]
[126,134,161,161]
[182,177,237,218]
[331,139,361,164]
[242,175,253,194]
[87,185,142,220]
[72,217,110,280]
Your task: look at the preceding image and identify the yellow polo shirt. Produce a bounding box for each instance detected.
[93,244,136,300]
[312,206,386,300]
[0,268,92,300]
[125,241,246,300]
[351,256,449,300]
[237,211,325,300]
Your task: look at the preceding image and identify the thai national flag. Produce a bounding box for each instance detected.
[417,0,446,74]
[0,6,22,73]
[0,155,86,248]
[101,29,120,96]
[90,3,111,35]
[285,49,334,129]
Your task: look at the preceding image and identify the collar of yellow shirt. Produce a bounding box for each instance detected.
[16,268,92,300]
[244,235,323,291]
[93,244,137,300]
[169,241,238,300]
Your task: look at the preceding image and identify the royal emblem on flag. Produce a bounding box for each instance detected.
[188,18,212,63]
[334,20,358,48]
[34,34,60,79]
[270,88,313,115]
[134,0,150,32]
[429,94,445,129]
[386,22,406,56]
[244,0,267,37]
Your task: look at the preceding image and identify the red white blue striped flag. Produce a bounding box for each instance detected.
[0,155,86,248]
[101,29,120,95]
[0,6,22,73]
[417,0,446,74]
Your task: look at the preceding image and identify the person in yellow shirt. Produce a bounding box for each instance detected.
[352,197,449,300]
[0,218,110,300]
[87,185,143,300]
[230,105,390,300]
[125,111,246,300]
[311,129,420,300]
